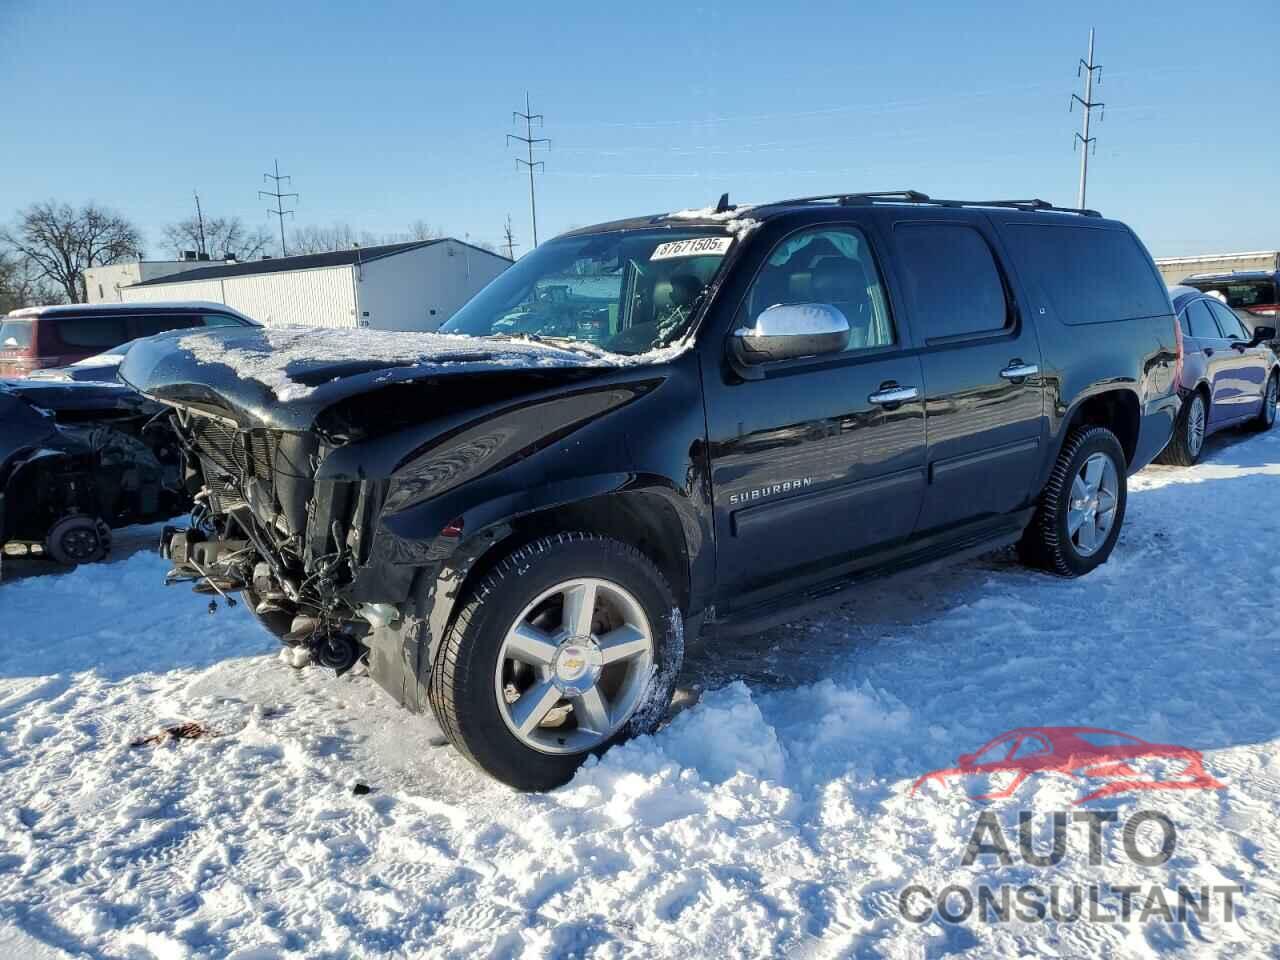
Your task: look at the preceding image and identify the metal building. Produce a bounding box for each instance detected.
[85,258,222,304]
[1153,250,1280,287]
[118,239,511,330]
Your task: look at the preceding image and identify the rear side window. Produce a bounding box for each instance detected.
[1184,300,1221,340]
[1005,223,1169,326]
[0,319,33,349]
[894,223,1008,342]
[133,314,203,338]
[52,316,130,349]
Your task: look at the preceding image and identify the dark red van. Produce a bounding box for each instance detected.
[0,301,257,378]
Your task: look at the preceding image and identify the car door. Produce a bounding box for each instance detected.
[887,218,1046,535]
[701,222,926,608]
[1207,299,1266,419]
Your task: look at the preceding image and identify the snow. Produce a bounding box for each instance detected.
[666,204,762,238]
[3,424,1280,957]
[176,328,693,401]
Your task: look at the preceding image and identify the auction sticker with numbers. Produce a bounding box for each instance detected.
[650,236,734,260]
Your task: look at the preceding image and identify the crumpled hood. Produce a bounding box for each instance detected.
[117,325,656,431]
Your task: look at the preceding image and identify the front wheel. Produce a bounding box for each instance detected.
[428,533,683,791]
[1018,426,1127,577]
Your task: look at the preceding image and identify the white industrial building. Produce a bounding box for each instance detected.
[85,258,222,303]
[1154,250,1280,286]
[118,239,511,330]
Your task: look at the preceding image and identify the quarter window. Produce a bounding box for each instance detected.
[894,223,1009,342]
[738,226,895,352]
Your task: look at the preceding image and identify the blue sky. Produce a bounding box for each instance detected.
[3,0,1276,258]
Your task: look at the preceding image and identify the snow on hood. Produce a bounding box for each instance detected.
[666,203,762,238]
[176,326,690,402]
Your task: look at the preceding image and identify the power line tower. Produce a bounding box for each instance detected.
[1070,28,1105,209]
[508,93,549,247]
[192,189,208,258]
[259,159,298,257]
[502,214,519,260]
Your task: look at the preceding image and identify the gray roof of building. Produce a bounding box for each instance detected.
[129,238,509,287]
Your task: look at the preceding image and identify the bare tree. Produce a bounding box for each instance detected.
[0,249,62,312]
[162,215,273,261]
[0,201,143,303]
[289,222,382,255]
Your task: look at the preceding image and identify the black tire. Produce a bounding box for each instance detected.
[1246,372,1278,433]
[1156,390,1207,466]
[428,533,683,791]
[45,515,111,565]
[1018,426,1127,577]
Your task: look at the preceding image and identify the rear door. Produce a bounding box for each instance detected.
[887,218,1046,535]
[1181,297,1228,419]
[1207,299,1267,418]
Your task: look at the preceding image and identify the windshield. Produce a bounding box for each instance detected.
[72,342,133,364]
[442,229,734,355]
[1186,279,1277,314]
[0,319,33,350]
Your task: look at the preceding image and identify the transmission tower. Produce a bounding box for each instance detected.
[1070,28,1105,209]
[259,159,298,257]
[508,94,549,247]
[502,214,519,260]
[192,189,208,257]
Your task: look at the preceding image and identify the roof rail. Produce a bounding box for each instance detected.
[764,191,1102,218]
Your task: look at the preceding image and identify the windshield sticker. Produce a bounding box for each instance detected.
[650,236,734,261]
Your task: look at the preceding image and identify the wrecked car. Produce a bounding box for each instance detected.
[0,379,187,568]
[119,191,1179,790]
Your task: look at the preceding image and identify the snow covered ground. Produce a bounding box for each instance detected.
[2,423,1278,959]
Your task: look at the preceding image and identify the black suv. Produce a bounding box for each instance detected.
[121,191,1179,790]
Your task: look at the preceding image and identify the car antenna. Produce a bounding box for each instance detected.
[714,192,732,214]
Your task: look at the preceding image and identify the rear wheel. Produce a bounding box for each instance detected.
[428,533,682,791]
[1157,391,1207,466]
[1018,426,1126,577]
[1247,373,1277,432]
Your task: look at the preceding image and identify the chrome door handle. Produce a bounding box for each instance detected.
[868,385,919,406]
[1000,363,1039,380]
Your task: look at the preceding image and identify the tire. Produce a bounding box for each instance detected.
[1156,390,1207,466]
[1018,426,1127,577]
[428,533,683,791]
[1246,373,1278,433]
[45,515,111,565]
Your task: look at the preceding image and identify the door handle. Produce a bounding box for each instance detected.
[868,385,919,407]
[1204,347,1215,357]
[1000,362,1039,381]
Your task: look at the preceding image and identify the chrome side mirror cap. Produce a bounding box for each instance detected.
[732,303,851,367]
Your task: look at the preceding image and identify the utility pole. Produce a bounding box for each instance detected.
[259,159,298,258]
[1070,28,1105,210]
[502,214,519,260]
[508,93,549,247]
[192,189,208,257]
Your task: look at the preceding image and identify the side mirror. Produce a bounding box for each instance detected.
[1249,325,1276,347]
[732,303,851,369]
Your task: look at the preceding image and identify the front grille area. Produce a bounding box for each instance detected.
[189,417,281,511]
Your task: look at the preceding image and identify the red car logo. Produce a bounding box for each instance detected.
[911,726,1225,805]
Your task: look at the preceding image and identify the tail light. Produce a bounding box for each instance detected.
[1171,315,1184,388]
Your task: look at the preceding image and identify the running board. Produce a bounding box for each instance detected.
[710,514,1030,639]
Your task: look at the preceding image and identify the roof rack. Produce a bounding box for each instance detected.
[764,190,1102,218]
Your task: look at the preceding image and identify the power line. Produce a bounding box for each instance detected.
[1070,28,1105,209]
[502,214,519,260]
[508,93,549,247]
[259,159,298,258]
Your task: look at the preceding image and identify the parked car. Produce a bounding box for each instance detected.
[1179,269,1279,347]
[0,379,187,573]
[0,301,258,379]
[1157,285,1278,465]
[120,191,1180,790]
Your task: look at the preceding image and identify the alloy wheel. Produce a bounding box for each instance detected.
[494,577,655,755]
[1186,394,1206,458]
[1067,452,1119,557]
